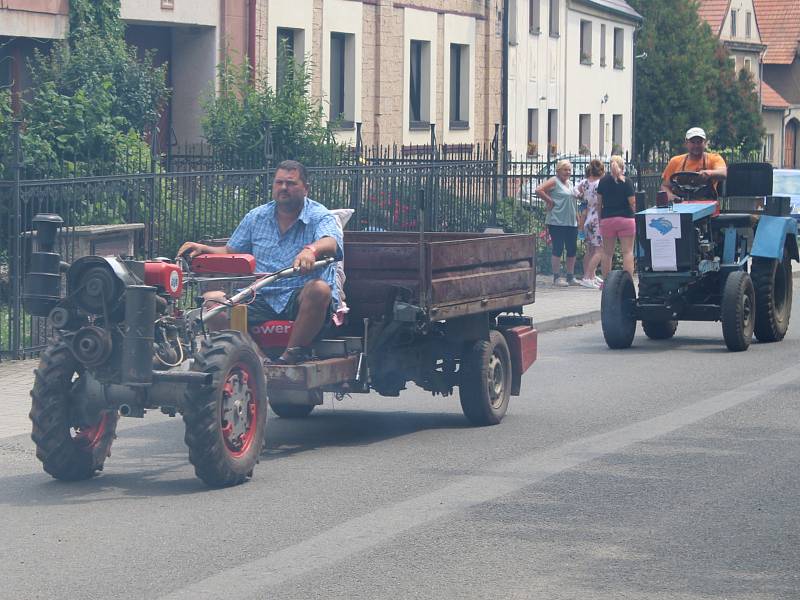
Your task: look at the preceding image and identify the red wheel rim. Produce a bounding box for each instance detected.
[72,412,110,450]
[219,363,259,457]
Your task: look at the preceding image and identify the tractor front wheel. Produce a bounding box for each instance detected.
[183,331,267,487]
[752,248,792,342]
[29,341,118,481]
[601,270,637,349]
[721,271,755,352]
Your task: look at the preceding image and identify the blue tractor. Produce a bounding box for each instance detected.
[601,163,799,351]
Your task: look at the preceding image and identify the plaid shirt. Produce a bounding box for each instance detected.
[227,198,343,312]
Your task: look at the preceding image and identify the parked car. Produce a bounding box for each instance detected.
[772,169,800,222]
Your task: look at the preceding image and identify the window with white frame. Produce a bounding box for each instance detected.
[549,0,559,36]
[765,134,774,161]
[548,109,558,154]
[527,108,539,156]
[509,0,518,45]
[600,24,606,66]
[579,114,591,154]
[529,0,540,34]
[744,57,752,74]
[449,43,469,128]
[598,114,605,155]
[745,11,752,38]
[329,32,355,127]
[730,10,737,37]
[277,27,303,92]
[613,27,624,69]
[612,114,623,153]
[580,20,592,64]
[409,39,431,128]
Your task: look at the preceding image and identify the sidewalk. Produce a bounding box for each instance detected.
[2,265,798,439]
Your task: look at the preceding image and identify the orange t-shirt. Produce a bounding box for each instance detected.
[661,152,727,194]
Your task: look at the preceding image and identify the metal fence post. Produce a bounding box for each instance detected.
[490,123,500,228]
[147,122,158,258]
[351,122,364,214]
[10,121,23,358]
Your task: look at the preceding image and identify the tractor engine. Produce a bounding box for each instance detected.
[23,214,190,385]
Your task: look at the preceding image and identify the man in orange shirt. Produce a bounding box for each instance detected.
[661,127,727,201]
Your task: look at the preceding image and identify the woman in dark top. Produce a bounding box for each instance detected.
[596,155,636,279]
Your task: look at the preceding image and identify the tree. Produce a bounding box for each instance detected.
[629,0,764,162]
[201,48,341,167]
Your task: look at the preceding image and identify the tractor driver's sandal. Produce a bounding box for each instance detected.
[272,346,312,365]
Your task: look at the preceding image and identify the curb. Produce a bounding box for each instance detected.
[536,267,800,334]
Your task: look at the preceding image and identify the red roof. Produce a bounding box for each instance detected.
[696,0,731,36]
[753,0,800,64]
[761,80,790,108]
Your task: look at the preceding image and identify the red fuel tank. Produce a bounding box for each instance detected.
[250,320,293,350]
[144,262,183,298]
[191,254,256,275]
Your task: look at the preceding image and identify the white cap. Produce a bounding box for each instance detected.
[685,127,707,140]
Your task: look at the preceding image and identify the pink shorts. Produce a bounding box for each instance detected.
[599,216,636,239]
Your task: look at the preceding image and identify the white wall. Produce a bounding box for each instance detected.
[322,0,363,145]
[120,0,218,27]
[507,0,565,158]
[442,14,476,145]
[563,7,635,157]
[403,8,438,145]
[266,0,313,90]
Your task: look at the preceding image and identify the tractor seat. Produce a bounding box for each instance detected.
[710,213,757,229]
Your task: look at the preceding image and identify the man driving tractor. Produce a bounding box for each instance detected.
[177,159,343,365]
[660,127,728,201]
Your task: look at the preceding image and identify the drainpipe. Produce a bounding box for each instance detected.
[501,0,509,172]
[248,0,257,81]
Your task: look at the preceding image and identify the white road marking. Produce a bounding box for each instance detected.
[160,365,800,600]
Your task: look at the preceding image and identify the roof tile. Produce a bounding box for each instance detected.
[753,0,800,64]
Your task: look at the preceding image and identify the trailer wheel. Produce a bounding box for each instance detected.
[721,271,755,352]
[269,390,320,419]
[752,248,792,342]
[642,320,678,340]
[29,341,118,481]
[183,331,267,487]
[601,270,637,349]
[459,330,511,426]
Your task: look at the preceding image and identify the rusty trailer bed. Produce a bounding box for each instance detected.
[343,231,536,321]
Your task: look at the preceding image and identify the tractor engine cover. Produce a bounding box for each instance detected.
[144,261,183,298]
[191,254,256,275]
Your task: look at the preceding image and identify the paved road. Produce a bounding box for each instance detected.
[2,291,799,599]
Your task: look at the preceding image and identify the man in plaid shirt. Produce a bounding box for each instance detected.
[178,160,343,364]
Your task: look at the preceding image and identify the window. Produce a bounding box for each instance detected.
[600,24,606,67]
[745,11,752,38]
[527,108,539,155]
[547,109,558,154]
[744,57,752,74]
[529,0,541,34]
[765,134,774,161]
[613,27,624,69]
[329,32,355,127]
[580,20,592,64]
[599,113,605,155]
[449,44,469,128]
[509,0,518,45]
[612,114,623,153]
[409,40,431,128]
[277,27,301,91]
[730,10,737,37]
[549,0,559,36]
[579,114,591,154]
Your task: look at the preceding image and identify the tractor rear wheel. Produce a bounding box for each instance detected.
[752,249,792,342]
[721,271,755,352]
[459,330,511,426]
[601,270,637,349]
[29,341,118,481]
[642,320,678,340]
[183,331,267,487]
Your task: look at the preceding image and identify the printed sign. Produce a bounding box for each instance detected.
[645,213,681,271]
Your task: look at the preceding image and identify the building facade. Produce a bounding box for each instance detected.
[252,0,502,148]
[506,0,640,160]
[0,0,70,112]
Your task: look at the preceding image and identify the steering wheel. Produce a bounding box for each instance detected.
[669,171,707,200]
